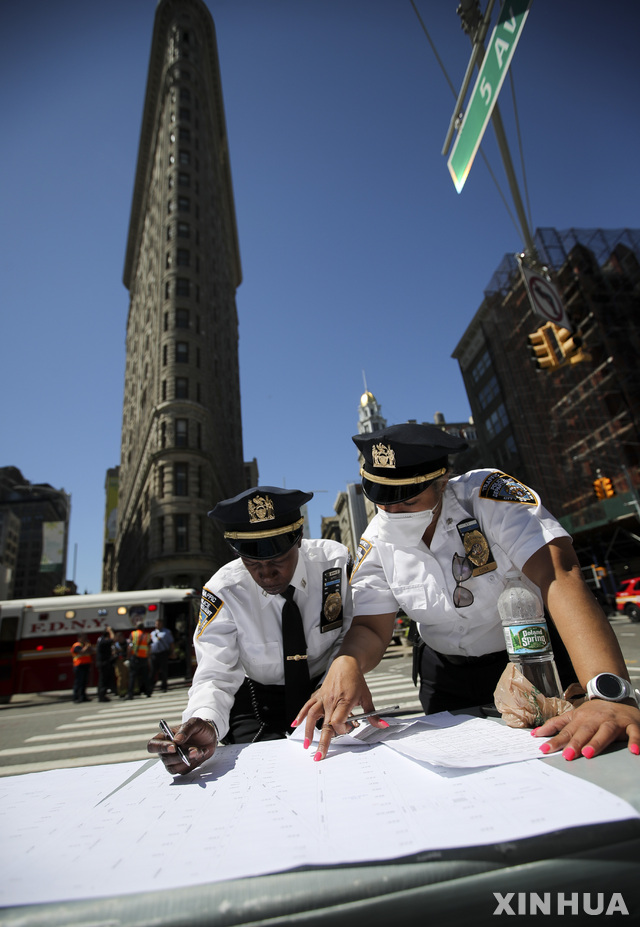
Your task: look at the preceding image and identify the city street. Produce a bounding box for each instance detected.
[1,615,638,778]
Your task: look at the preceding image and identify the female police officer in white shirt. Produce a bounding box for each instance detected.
[148,486,352,774]
[297,423,640,764]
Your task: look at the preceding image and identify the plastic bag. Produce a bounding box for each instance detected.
[493,662,584,728]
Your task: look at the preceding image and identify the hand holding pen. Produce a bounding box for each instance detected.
[147,717,218,776]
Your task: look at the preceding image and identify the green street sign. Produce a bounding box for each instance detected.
[447,0,531,193]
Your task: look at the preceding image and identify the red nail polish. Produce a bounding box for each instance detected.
[379,720,389,728]
[582,745,595,759]
[313,751,323,762]
[562,746,576,761]
[530,727,539,736]
[630,744,640,756]
[290,719,299,728]
[539,742,550,754]
[303,738,310,750]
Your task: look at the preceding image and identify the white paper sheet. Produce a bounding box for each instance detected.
[0,740,637,908]
[381,713,552,767]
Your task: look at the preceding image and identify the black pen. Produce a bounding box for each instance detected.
[344,704,400,725]
[159,719,191,765]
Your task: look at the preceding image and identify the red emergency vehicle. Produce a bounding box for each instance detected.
[0,588,199,702]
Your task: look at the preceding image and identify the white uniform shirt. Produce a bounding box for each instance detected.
[350,470,570,658]
[183,538,352,738]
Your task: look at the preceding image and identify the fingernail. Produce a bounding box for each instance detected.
[562,746,576,761]
[539,742,551,754]
[303,738,310,750]
[530,727,539,736]
[582,745,595,759]
[290,719,299,727]
[379,720,389,728]
[313,751,323,762]
[630,744,640,756]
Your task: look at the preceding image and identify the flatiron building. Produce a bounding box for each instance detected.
[112,0,250,591]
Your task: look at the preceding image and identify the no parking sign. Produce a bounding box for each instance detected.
[517,256,572,331]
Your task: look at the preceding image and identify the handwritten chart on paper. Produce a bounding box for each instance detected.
[1,740,638,908]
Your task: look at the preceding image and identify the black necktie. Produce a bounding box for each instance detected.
[281,585,311,726]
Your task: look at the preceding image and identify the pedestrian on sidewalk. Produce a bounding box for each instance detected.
[126,622,152,699]
[71,634,93,703]
[150,618,174,692]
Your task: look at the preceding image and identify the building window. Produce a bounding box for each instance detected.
[179,127,190,143]
[174,463,188,496]
[177,248,190,266]
[196,422,202,449]
[178,172,190,187]
[165,281,170,298]
[179,149,190,165]
[158,516,165,552]
[175,514,189,552]
[164,312,168,331]
[472,350,491,383]
[176,278,190,296]
[161,421,166,448]
[178,196,190,212]
[197,465,203,498]
[176,341,189,363]
[175,377,189,399]
[180,87,191,102]
[478,376,500,409]
[177,221,190,238]
[485,403,509,438]
[176,308,189,328]
[158,465,165,498]
[162,379,167,401]
[175,417,188,446]
[196,382,201,402]
[162,344,167,366]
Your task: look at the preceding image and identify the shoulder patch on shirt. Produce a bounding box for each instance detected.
[479,471,536,505]
[350,538,373,581]
[196,587,224,638]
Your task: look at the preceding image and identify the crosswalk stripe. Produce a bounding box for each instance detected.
[1,662,423,777]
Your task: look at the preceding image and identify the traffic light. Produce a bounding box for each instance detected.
[555,326,591,366]
[593,477,616,499]
[527,324,562,371]
[600,477,615,498]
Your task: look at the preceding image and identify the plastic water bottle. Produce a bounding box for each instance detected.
[497,569,562,699]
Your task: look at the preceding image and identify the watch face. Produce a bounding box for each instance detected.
[597,673,624,699]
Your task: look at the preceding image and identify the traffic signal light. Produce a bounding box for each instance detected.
[594,477,616,499]
[600,477,615,498]
[555,326,591,366]
[527,324,562,371]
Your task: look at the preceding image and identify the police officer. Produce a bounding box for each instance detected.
[298,422,640,762]
[148,486,352,774]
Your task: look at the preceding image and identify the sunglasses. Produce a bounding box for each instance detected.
[452,553,474,608]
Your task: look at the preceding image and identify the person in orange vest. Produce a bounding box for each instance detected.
[126,621,152,699]
[71,633,93,704]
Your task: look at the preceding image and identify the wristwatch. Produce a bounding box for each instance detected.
[586,673,635,703]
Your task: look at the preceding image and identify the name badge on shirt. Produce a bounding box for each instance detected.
[196,588,224,638]
[320,568,343,633]
[456,519,497,577]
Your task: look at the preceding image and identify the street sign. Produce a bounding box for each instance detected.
[447,0,531,193]
[517,257,573,331]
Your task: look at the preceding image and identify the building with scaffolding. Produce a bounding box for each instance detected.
[452,228,640,596]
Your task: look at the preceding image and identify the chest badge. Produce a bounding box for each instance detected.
[456,519,497,576]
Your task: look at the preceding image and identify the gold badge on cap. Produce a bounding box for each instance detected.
[372,443,396,469]
[248,494,275,523]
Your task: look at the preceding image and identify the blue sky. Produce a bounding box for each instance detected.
[2,1,638,594]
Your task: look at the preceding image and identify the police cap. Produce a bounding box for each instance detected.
[208,486,312,559]
[353,422,468,505]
